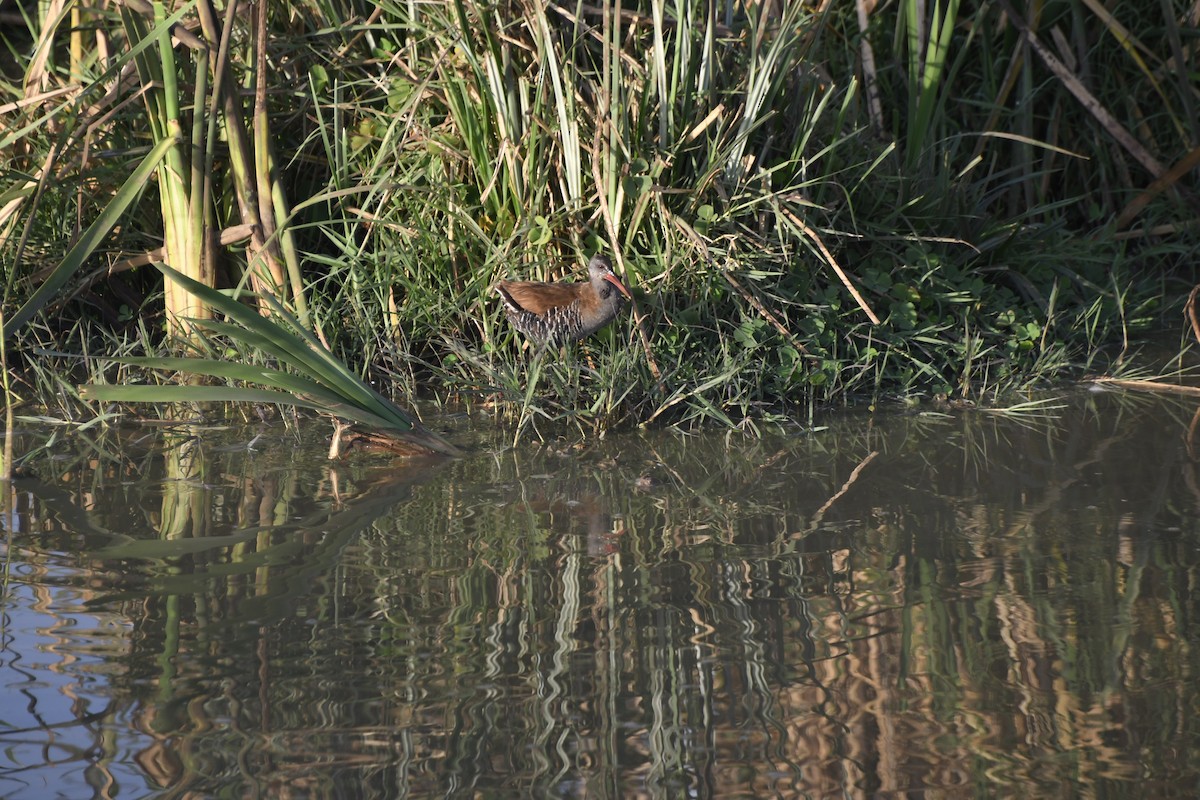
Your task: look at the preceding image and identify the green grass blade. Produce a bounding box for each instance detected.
[3,135,176,338]
[252,290,412,426]
[78,383,396,430]
[89,355,404,429]
[123,265,460,453]
[153,263,399,418]
[186,318,418,429]
[81,383,325,407]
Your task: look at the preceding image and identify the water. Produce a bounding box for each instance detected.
[2,387,1198,798]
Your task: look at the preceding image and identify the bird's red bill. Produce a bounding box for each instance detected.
[604,273,633,299]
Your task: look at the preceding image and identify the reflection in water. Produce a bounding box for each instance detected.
[1,389,1199,797]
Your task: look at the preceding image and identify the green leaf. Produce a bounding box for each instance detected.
[528,215,552,246]
[84,356,401,430]
[624,174,651,196]
[3,135,176,339]
[84,265,462,456]
[154,264,406,427]
[78,383,396,431]
[81,384,325,407]
[310,64,329,96]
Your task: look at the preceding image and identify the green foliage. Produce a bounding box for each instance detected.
[80,264,461,456]
[2,138,174,337]
[2,1,1197,433]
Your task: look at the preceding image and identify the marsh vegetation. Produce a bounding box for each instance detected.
[1,0,1198,445]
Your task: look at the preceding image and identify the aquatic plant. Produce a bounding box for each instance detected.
[80,264,461,457]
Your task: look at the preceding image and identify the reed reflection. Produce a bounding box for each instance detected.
[0,390,1197,798]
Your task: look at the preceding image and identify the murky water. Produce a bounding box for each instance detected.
[2,387,1199,798]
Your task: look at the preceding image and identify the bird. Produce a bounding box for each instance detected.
[494,254,632,347]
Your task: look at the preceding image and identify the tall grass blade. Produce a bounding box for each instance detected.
[3,136,175,339]
[82,263,462,456]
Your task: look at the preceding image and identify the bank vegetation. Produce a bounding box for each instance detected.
[2,0,1198,445]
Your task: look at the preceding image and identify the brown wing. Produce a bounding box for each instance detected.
[495,280,584,315]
